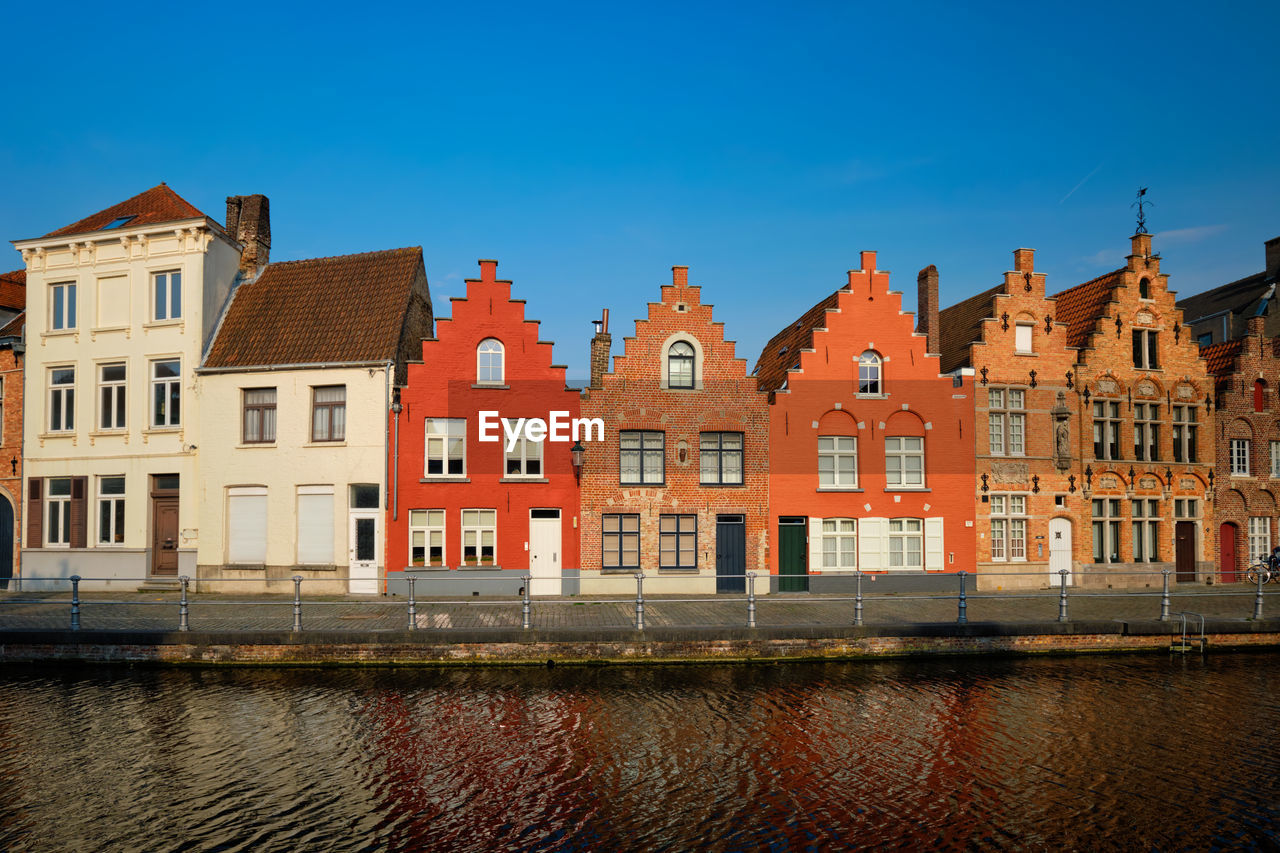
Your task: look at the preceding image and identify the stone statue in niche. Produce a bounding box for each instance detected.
[1051,390,1072,470]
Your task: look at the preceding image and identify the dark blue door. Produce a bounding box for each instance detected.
[715,515,746,593]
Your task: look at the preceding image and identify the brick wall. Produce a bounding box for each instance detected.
[0,346,21,581]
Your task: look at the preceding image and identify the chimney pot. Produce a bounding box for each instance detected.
[589,310,612,389]
[227,194,270,278]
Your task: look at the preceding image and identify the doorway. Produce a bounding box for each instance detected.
[0,494,12,590]
[529,509,562,596]
[715,515,746,593]
[348,483,380,594]
[778,517,808,592]
[1175,521,1197,582]
[150,474,180,577]
[1048,517,1072,586]
[1219,522,1238,583]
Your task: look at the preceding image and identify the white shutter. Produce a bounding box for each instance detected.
[925,517,945,571]
[808,517,822,571]
[97,276,129,327]
[228,488,267,563]
[297,489,335,565]
[860,518,885,571]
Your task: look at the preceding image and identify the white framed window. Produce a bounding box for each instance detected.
[243,388,277,443]
[888,518,923,568]
[821,518,857,569]
[477,338,504,384]
[620,430,664,485]
[98,363,126,431]
[1092,400,1121,460]
[603,514,640,570]
[49,367,75,432]
[1092,498,1122,564]
[150,359,181,428]
[858,351,882,395]
[1133,403,1160,461]
[988,388,1025,456]
[227,486,268,564]
[885,436,924,488]
[153,270,182,321]
[659,514,697,570]
[504,418,543,477]
[409,509,446,567]
[1172,405,1198,463]
[461,509,496,566]
[425,418,466,476]
[97,476,125,546]
[1231,439,1251,476]
[700,432,743,485]
[1014,324,1033,353]
[1132,329,1159,369]
[50,282,76,331]
[989,494,1027,561]
[311,385,346,442]
[1272,441,1280,479]
[296,485,334,565]
[1131,499,1161,562]
[818,435,857,487]
[1174,499,1199,520]
[46,478,72,547]
[1249,516,1271,563]
[667,341,695,389]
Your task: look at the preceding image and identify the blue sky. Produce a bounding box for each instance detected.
[3,1,1277,379]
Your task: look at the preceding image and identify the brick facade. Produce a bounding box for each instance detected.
[579,267,769,594]
[0,329,22,586]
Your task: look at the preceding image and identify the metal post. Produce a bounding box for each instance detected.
[69,571,80,630]
[853,571,864,627]
[521,575,532,630]
[178,575,190,632]
[1057,569,1069,622]
[1254,566,1265,620]
[747,572,757,629]
[1159,569,1171,622]
[292,575,303,632]
[634,572,645,631]
[957,570,967,624]
[407,576,417,631]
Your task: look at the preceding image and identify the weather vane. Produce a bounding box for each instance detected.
[1132,187,1151,234]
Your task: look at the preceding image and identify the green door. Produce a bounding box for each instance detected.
[778,518,809,592]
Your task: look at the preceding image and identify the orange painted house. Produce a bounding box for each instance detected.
[754,251,976,591]
[386,259,580,596]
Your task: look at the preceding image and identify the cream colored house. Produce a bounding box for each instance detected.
[196,247,432,594]
[11,185,261,590]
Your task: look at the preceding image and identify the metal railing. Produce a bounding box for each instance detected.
[0,568,1275,635]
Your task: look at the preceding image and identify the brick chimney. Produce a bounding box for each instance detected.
[1248,313,1267,337]
[1013,248,1035,273]
[1131,232,1152,259]
[917,265,939,355]
[1266,236,1280,278]
[590,309,611,389]
[226,194,271,277]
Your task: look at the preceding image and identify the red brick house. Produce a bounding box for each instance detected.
[0,269,23,588]
[755,251,976,591]
[579,266,769,594]
[387,259,580,596]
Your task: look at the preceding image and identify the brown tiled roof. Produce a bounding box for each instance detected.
[43,184,207,239]
[205,247,424,368]
[1201,338,1244,377]
[753,289,841,391]
[936,283,1003,373]
[0,311,23,339]
[1053,269,1122,350]
[0,269,25,312]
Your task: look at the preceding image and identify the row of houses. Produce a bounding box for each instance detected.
[2,184,1277,594]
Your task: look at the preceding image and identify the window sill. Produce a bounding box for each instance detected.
[91,325,129,335]
[856,393,888,400]
[143,427,182,435]
[1013,351,1037,357]
[620,481,666,488]
[421,476,470,483]
[660,385,702,392]
[500,477,550,483]
[404,565,452,572]
[602,568,641,575]
[143,320,185,333]
[89,429,127,438]
[41,330,78,340]
[305,441,346,448]
[458,564,503,571]
[471,383,509,390]
[884,487,930,493]
[226,564,267,571]
[699,481,746,488]
[817,486,863,492]
[657,567,700,574]
[39,431,75,440]
[236,442,278,449]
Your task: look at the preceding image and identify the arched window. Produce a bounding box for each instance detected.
[477,338,504,384]
[1139,277,1151,299]
[1255,379,1267,413]
[858,351,882,395]
[668,341,695,389]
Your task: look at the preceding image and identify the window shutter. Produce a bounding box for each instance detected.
[70,477,88,549]
[297,492,335,565]
[807,517,822,570]
[860,518,885,571]
[228,490,268,563]
[925,517,945,571]
[26,479,42,547]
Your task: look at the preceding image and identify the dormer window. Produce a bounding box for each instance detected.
[858,351,882,395]
[668,341,695,389]
[477,338,504,384]
[102,216,137,231]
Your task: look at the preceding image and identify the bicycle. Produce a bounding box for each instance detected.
[1244,557,1280,585]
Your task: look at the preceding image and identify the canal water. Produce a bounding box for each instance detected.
[0,655,1276,852]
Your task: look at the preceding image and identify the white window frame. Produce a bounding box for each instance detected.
[425,418,466,477]
[817,435,857,488]
[1092,400,1122,460]
[858,351,882,395]
[620,430,664,485]
[1092,498,1122,564]
[409,509,446,568]
[461,508,496,566]
[1172,405,1198,463]
[1132,328,1159,369]
[150,359,181,429]
[97,476,125,546]
[48,367,75,433]
[152,270,182,322]
[477,338,504,384]
[97,363,126,431]
[1231,439,1251,476]
[1131,498,1161,563]
[989,494,1027,562]
[504,418,543,478]
[1249,516,1272,563]
[885,436,924,488]
[988,388,1025,456]
[667,341,695,389]
[1133,402,1160,462]
[50,281,76,331]
[700,432,743,485]
[46,477,72,548]
[888,518,923,568]
[821,518,857,569]
[1014,323,1033,354]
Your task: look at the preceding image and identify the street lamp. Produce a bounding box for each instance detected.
[571,440,585,480]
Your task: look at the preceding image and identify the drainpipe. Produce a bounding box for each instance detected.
[392,390,401,521]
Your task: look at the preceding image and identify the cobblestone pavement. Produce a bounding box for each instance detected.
[0,584,1274,633]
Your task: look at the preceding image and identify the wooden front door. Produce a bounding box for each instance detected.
[1048,517,1072,587]
[715,515,746,593]
[529,509,562,596]
[778,518,808,592]
[151,497,180,576]
[1219,522,1238,583]
[1175,521,1196,583]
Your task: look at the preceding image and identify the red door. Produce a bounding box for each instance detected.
[1220,522,1237,583]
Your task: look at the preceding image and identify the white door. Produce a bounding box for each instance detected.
[1049,517,1072,587]
[529,510,562,596]
[348,511,380,594]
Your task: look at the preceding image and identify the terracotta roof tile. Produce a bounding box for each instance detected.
[0,269,25,312]
[752,289,841,391]
[0,311,23,339]
[43,184,207,239]
[936,283,1003,373]
[1053,269,1123,350]
[1201,338,1244,377]
[204,247,425,368]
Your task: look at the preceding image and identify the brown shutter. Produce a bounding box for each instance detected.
[26,479,42,547]
[70,477,87,549]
